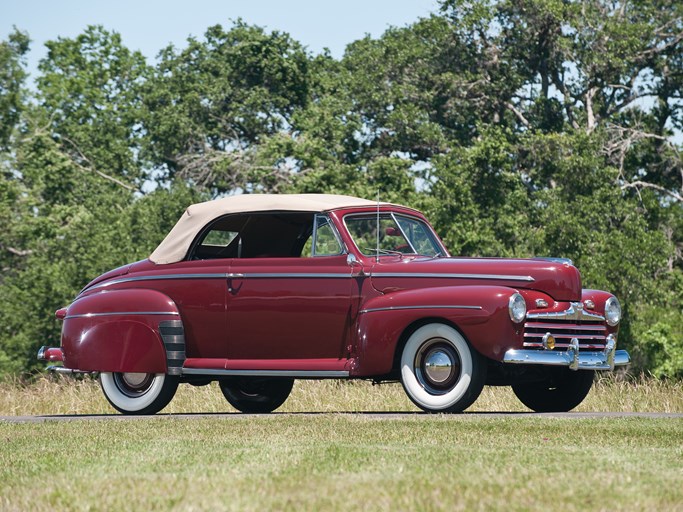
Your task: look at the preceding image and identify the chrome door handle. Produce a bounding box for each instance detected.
[227,273,244,294]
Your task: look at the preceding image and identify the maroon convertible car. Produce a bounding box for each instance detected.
[39,194,629,414]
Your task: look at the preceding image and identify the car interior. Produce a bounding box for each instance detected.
[189,212,317,260]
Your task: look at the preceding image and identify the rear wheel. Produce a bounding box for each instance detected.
[100,372,179,415]
[512,368,595,412]
[400,323,486,413]
[219,377,294,413]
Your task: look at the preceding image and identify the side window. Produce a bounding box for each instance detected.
[191,212,330,260]
[202,230,238,247]
[314,217,343,256]
[302,215,343,257]
[191,215,247,260]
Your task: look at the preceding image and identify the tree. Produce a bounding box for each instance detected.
[143,21,311,195]
[0,27,29,151]
[36,25,150,189]
[0,28,200,375]
[1,7,682,377]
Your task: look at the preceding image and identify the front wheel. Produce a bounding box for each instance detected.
[512,368,595,412]
[100,372,179,415]
[400,323,486,413]
[219,377,294,413]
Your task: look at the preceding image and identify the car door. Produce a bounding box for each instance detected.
[225,214,354,365]
[142,258,229,359]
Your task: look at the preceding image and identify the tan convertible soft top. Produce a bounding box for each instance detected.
[149,193,385,264]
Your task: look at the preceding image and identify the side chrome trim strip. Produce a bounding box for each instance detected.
[239,273,350,279]
[360,305,482,314]
[65,311,180,319]
[89,273,228,290]
[182,368,349,378]
[371,272,535,282]
[87,270,532,290]
[88,272,352,291]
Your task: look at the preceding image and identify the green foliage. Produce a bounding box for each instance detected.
[0,179,200,375]
[143,21,311,194]
[0,5,682,377]
[36,26,150,187]
[0,27,29,150]
[630,270,683,378]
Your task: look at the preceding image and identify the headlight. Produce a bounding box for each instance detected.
[509,293,526,323]
[605,296,621,326]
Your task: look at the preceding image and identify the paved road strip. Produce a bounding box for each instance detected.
[2,411,682,423]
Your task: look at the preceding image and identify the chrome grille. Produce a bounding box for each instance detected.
[523,302,608,351]
[523,319,607,350]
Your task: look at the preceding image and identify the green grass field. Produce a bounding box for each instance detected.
[3,415,682,511]
[2,377,682,510]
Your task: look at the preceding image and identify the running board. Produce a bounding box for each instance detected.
[182,368,349,378]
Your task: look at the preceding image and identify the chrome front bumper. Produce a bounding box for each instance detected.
[503,335,630,371]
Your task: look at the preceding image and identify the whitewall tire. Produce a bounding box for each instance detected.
[100,372,179,415]
[400,323,486,413]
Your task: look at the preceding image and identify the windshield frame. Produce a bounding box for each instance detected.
[342,211,447,258]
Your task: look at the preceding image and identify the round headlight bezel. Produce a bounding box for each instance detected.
[509,293,527,324]
[605,296,621,326]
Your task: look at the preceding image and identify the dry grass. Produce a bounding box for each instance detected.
[1,373,681,416]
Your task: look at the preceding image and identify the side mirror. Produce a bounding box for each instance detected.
[347,253,365,277]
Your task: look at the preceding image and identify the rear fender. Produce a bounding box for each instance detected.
[61,289,183,373]
[353,285,522,376]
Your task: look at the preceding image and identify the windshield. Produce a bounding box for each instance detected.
[344,213,443,257]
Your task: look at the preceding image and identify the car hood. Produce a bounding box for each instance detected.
[369,256,582,301]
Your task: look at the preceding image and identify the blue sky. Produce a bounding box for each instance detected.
[2,0,439,77]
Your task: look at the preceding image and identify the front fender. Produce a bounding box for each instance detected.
[61,288,181,373]
[353,286,522,376]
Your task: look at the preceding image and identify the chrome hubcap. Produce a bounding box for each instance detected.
[114,372,154,397]
[424,349,453,383]
[121,373,148,387]
[415,338,461,395]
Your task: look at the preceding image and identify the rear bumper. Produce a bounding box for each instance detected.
[37,346,64,363]
[503,335,630,371]
[38,346,94,374]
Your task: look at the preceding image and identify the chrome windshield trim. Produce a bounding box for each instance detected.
[182,368,349,378]
[391,213,418,254]
[65,311,180,319]
[342,211,448,258]
[88,273,228,291]
[371,272,535,282]
[360,305,482,314]
[526,302,605,322]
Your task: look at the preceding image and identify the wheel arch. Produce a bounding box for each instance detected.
[353,285,520,377]
[61,288,184,373]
